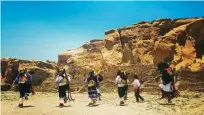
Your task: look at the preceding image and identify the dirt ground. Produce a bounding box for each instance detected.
[1,91,204,115]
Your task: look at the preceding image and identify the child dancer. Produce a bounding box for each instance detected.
[133,75,144,102]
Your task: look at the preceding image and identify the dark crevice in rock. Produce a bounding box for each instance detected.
[177,32,187,46]
[159,28,172,36]
[117,29,134,64]
[195,40,204,58]
[187,20,204,58]
[117,29,124,49]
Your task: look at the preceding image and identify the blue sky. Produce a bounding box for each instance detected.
[1,1,204,61]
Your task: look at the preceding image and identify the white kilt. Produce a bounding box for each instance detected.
[162,83,172,92]
[96,88,100,94]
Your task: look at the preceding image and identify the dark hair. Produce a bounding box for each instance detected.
[120,72,127,80]
[133,74,138,79]
[88,71,95,78]
[157,61,169,73]
[62,69,67,76]
[59,73,64,77]
[117,70,121,76]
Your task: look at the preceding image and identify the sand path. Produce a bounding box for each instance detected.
[1,92,204,115]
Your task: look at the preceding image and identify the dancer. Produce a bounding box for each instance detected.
[61,69,73,101]
[66,73,74,101]
[133,75,144,102]
[85,70,99,106]
[124,72,129,100]
[115,71,127,105]
[55,70,69,107]
[14,68,33,108]
[157,61,175,103]
[24,68,35,97]
[96,72,103,101]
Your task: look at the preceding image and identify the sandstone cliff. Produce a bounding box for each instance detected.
[59,17,204,92]
[1,18,204,92]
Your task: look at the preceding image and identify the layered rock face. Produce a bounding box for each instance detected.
[59,17,204,92]
[1,58,59,91]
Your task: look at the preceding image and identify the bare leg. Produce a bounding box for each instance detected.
[59,98,64,107]
[167,92,172,103]
[69,92,74,101]
[68,90,74,101]
[93,98,96,105]
[67,91,71,101]
[18,98,24,107]
[88,98,93,106]
[97,88,101,101]
[161,90,165,98]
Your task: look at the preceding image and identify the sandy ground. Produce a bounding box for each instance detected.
[1,91,204,115]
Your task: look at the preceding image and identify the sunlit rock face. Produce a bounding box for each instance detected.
[58,17,204,92]
[1,18,203,92]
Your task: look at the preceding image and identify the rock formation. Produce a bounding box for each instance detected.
[1,58,59,91]
[59,17,204,92]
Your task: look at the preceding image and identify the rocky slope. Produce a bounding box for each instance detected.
[1,58,59,92]
[59,17,204,92]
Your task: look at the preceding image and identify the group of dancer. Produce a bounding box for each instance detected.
[116,70,145,105]
[13,60,179,108]
[56,69,103,107]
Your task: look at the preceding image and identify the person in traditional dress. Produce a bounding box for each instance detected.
[95,72,103,101]
[66,73,74,101]
[61,69,73,101]
[157,61,175,103]
[55,70,69,107]
[115,71,127,105]
[133,75,144,102]
[85,70,99,106]
[24,68,35,97]
[14,69,33,108]
[124,72,129,100]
